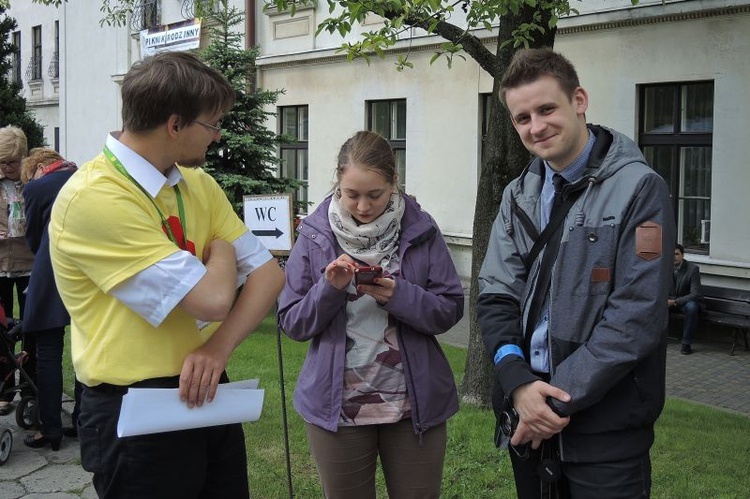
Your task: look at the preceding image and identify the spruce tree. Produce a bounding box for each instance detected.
[199,2,301,215]
[0,5,45,148]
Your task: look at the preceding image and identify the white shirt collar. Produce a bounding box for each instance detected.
[105,133,183,198]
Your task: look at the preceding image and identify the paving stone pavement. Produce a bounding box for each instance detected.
[0,312,746,498]
[0,396,95,499]
[440,295,750,416]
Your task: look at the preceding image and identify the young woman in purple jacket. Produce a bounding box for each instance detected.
[278,131,464,498]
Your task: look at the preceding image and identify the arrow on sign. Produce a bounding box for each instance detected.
[251,228,284,239]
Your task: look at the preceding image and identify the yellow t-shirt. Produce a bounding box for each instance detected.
[49,153,248,386]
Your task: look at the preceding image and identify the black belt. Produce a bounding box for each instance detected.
[84,372,230,395]
[84,375,182,395]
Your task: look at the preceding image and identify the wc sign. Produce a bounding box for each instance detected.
[243,194,294,253]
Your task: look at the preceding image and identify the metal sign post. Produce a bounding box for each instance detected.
[243,193,294,498]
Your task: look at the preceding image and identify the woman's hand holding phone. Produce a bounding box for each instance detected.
[354,265,382,285]
[325,254,357,290]
[355,266,396,305]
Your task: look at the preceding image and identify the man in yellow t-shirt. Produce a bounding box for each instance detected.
[49,52,284,499]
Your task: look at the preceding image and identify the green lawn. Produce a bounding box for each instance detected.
[63,315,750,498]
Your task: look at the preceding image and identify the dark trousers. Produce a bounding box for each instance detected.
[0,275,32,402]
[677,301,700,346]
[80,376,249,499]
[30,328,65,438]
[509,439,652,498]
[0,276,29,320]
[71,376,82,426]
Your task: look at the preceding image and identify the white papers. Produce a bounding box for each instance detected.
[116,379,264,437]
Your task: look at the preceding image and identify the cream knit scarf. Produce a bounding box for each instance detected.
[328,192,405,268]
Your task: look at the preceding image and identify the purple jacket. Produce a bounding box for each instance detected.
[278,194,463,434]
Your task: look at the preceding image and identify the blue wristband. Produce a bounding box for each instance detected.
[494,344,525,365]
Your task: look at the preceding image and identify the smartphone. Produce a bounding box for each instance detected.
[354,265,383,285]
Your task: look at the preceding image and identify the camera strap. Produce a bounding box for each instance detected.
[520,189,581,274]
[523,186,583,343]
[538,440,561,483]
[538,439,562,499]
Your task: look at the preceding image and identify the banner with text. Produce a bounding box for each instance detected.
[140,18,202,57]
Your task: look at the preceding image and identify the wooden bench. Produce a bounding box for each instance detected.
[670,285,750,355]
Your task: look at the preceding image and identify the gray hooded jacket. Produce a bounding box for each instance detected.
[478,125,675,462]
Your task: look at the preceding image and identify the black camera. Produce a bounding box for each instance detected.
[500,407,519,438]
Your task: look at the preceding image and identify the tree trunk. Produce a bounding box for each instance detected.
[459,6,556,407]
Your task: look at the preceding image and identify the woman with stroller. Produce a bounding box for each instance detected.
[0,126,35,416]
[278,131,464,498]
[21,147,79,450]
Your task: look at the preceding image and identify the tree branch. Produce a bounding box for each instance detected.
[406,17,499,77]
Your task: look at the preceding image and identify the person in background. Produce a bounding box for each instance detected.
[0,125,35,416]
[478,48,675,497]
[49,52,284,497]
[669,243,704,355]
[278,130,464,498]
[21,148,81,450]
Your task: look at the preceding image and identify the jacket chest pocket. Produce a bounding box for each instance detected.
[560,224,617,297]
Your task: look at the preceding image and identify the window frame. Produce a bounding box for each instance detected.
[366,99,406,191]
[31,25,42,81]
[638,81,714,254]
[278,105,309,216]
[11,31,21,86]
[49,20,59,79]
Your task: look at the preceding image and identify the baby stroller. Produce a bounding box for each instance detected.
[0,314,38,466]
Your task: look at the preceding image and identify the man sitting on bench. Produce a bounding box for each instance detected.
[669,244,704,355]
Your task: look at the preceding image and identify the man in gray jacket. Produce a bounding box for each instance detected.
[478,48,675,497]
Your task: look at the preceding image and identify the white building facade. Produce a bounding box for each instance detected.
[7,0,244,163]
[5,0,62,149]
[6,0,750,288]
[256,0,750,288]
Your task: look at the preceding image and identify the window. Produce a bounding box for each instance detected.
[11,31,21,86]
[49,21,59,78]
[639,81,713,253]
[28,25,42,81]
[130,0,160,32]
[279,106,309,215]
[367,100,406,191]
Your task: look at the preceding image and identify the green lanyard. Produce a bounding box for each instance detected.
[103,146,189,251]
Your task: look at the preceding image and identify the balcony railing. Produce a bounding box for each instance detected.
[181,0,218,20]
[25,55,42,82]
[130,0,160,32]
[48,51,59,78]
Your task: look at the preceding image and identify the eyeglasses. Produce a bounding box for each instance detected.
[0,160,21,169]
[192,119,222,134]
